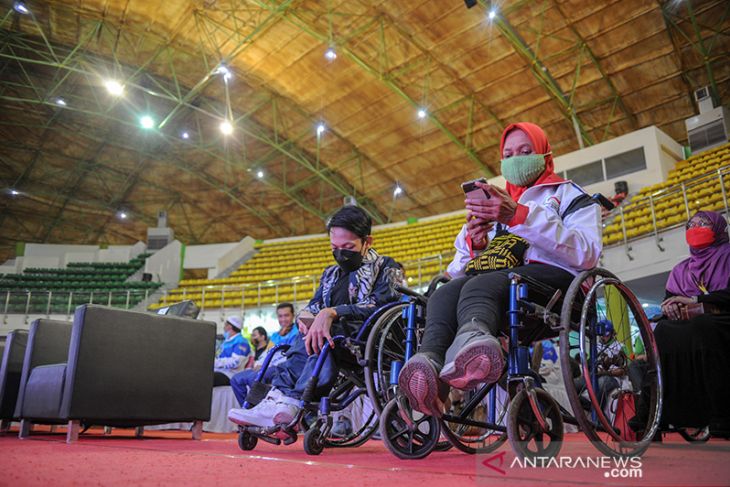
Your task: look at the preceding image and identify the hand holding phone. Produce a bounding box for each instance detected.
[297,311,315,334]
[461,178,490,202]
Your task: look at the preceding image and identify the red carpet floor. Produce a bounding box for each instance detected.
[0,427,728,486]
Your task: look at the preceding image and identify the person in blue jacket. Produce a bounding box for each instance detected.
[213,316,251,386]
[270,303,299,346]
[228,205,401,427]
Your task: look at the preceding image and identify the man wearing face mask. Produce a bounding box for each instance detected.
[214,316,251,386]
[400,122,603,417]
[228,205,401,428]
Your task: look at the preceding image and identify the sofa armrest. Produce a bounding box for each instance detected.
[20,364,67,420]
[61,305,216,423]
[0,330,28,419]
[14,320,73,418]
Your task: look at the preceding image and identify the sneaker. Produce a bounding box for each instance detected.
[228,389,298,427]
[331,416,353,438]
[439,329,504,390]
[398,353,448,417]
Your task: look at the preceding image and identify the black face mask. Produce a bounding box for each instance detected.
[333,248,364,273]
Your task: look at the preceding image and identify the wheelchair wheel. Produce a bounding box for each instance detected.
[238,430,258,451]
[678,426,711,443]
[440,383,509,454]
[559,268,662,458]
[380,397,440,460]
[507,388,563,460]
[364,303,417,414]
[304,427,325,455]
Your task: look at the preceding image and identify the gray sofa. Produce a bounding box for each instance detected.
[15,305,216,443]
[0,329,29,432]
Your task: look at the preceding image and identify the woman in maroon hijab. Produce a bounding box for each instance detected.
[654,210,730,437]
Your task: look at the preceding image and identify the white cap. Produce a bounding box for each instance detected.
[225,316,243,331]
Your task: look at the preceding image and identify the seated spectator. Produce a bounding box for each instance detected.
[249,326,274,370]
[228,205,400,427]
[573,320,625,409]
[634,211,730,437]
[270,303,299,346]
[213,316,251,386]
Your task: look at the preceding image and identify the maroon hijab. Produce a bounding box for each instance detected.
[666,211,730,296]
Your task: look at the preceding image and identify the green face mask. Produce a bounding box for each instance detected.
[500,153,546,187]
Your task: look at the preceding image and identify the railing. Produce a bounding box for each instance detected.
[0,289,152,321]
[157,252,453,315]
[604,165,730,258]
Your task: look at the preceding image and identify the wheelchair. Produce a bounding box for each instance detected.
[374,267,663,460]
[235,305,406,456]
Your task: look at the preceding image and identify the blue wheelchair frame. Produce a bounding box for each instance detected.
[238,300,404,448]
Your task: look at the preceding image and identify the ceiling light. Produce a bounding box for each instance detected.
[256,170,264,179]
[393,185,403,197]
[10,189,19,196]
[220,120,233,135]
[140,115,155,129]
[104,79,124,96]
[216,65,232,82]
[641,303,649,308]
[324,48,337,61]
[118,211,128,220]
[488,8,497,20]
[316,123,326,136]
[55,97,67,107]
[417,108,427,119]
[13,2,29,14]
[181,131,190,139]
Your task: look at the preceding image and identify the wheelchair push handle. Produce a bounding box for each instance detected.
[592,193,615,211]
[425,274,450,298]
[396,286,428,305]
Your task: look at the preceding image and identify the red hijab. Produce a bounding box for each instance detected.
[499,122,565,201]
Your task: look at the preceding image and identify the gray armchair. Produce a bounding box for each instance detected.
[15,305,216,443]
[0,329,30,432]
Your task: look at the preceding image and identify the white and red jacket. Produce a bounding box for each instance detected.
[446,181,602,278]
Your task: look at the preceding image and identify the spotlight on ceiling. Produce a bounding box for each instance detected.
[256,170,264,179]
[393,184,403,197]
[104,79,124,96]
[181,131,190,139]
[216,65,232,81]
[13,1,30,14]
[140,115,155,129]
[324,47,337,61]
[118,211,128,220]
[220,120,233,135]
[55,97,67,106]
[488,8,497,20]
[417,108,428,119]
[316,123,326,136]
[9,189,20,196]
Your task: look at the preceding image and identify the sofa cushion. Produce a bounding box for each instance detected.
[22,364,67,420]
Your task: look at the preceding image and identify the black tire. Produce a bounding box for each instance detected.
[380,398,440,460]
[303,427,325,456]
[441,383,509,454]
[678,426,711,443]
[559,268,662,458]
[364,303,415,414]
[507,388,563,460]
[237,431,258,451]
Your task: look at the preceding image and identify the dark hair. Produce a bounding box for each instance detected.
[326,205,372,240]
[276,302,295,314]
[252,326,267,339]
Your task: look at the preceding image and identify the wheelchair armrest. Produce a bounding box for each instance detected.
[425,273,450,298]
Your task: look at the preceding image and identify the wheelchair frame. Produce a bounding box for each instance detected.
[379,268,663,460]
[236,303,400,455]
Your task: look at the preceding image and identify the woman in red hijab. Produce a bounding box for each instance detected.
[399,122,603,417]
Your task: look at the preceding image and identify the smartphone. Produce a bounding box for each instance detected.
[298,316,314,329]
[461,177,490,201]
